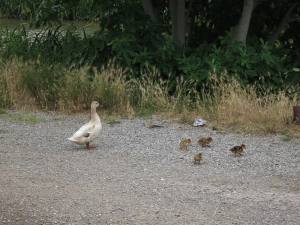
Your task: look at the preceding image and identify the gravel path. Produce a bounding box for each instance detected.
[0,112,299,225]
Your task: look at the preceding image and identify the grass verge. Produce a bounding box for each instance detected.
[0,59,299,136]
[0,112,42,124]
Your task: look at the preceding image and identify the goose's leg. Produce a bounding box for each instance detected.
[86,142,96,150]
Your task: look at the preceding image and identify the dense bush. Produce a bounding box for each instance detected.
[178,36,300,89]
[22,62,64,109]
[1,26,299,91]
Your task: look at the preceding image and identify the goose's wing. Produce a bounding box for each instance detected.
[71,122,95,139]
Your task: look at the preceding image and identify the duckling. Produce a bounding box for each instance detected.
[198,137,213,147]
[179,138,192,151]
[194,153,203,164]
[230,144,246,156]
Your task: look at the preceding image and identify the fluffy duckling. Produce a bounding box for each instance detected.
[194,153,203,164]
[230,144,246,156]
[198,137,213,147]
[179,138,192,151]
[68,101,102,150]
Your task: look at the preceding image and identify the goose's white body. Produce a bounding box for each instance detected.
[68,102,102,145]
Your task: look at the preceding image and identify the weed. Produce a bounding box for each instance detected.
[280,134,292,142]
[208,75,299,135]
[0,58,299,136]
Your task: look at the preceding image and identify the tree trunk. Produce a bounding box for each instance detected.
[142,0,157,22]
[268,3,298,44]
[233,0,255,44]
[185,0,194,44]
[169,0,186,46]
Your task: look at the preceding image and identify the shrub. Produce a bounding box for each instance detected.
[1,26,299,92]
[22,62,64,109]
[177,36,300,90]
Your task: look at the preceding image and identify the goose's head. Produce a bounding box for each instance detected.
[91,101,99,109]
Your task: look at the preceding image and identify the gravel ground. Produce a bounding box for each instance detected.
[0,111,299,225]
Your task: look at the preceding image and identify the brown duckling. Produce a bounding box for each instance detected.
[194,153,203,164]
[230,144,246,156]
[198,137,213,147]
[179,138,192,151]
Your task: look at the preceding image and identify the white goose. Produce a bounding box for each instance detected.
[68,101,102,149]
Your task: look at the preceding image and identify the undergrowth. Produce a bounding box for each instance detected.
[1,27,299,91]
[0,58,299,136]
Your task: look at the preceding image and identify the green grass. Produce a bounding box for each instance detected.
[280,134,293,142]
[0,112,42,124]
[0,108,7,114]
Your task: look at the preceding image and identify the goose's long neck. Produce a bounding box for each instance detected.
[91,107,100,122]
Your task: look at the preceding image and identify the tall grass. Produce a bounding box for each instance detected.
[208,76,299,135]
[58,63,132,114]
[0,58,299,136]
[0,59,36,109]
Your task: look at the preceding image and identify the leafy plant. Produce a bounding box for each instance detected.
[0,23,299,92]
[22,62,64,109]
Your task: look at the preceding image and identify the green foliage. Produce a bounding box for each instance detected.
[0,0,299,91]
[0,108,6,114]
[0,0,299,137]
[0,0,98,22]
[0,26,106,67]
[177,36,300,90]
[0,28,30,58]
[0,0,37,20]
[22,62,64,109]
[1,26,299,91]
